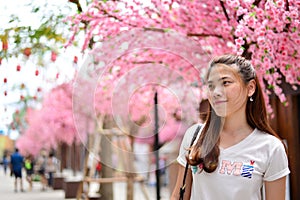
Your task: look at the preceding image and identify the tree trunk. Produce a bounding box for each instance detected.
[269,94,300,200]
[60,143,68,172]
[99,135,114,199]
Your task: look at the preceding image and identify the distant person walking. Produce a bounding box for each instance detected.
[10,148,24,192]
[36,150,48,191]
[46,152,59,188]
[2,153,10,175]
[24,155,35,191]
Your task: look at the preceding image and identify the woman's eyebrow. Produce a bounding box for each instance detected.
[219,76,231,81]
[207,76,231,83]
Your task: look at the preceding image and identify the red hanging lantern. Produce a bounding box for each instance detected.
[73,56,78,64]
[4,78,7,83]
[51,51,57,62]
[16,64,21,71]
[35,69,39,76]
[23,47,31,57]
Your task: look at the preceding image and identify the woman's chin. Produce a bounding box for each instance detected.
[214,109,227,117]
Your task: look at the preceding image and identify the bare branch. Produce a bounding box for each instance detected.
[253,0,261,6]
[143,27,166,32]
[219,0,230,22]
[187,33,223,38]
[68,0,83,13]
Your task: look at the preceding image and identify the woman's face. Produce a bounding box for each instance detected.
[206,64,248,117]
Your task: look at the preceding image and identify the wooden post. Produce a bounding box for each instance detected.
[119,137,135,200]
[77,124,150,200]
[126,173,134,200]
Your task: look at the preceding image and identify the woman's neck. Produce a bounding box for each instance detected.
[219,110,254,148]
[222,106,252,135]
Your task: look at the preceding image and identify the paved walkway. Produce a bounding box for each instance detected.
[0,166,170,200]
[0,168,65,200]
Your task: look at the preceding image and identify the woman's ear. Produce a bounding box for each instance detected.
[247,79,256,97]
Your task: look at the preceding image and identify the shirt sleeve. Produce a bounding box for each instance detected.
[176,124,201,167]
[263,140,290,181]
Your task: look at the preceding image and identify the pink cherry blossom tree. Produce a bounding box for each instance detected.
[66,0,300,114]
[78,44,203,144]
[16,82,95,155]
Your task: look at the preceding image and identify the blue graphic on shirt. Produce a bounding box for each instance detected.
[241,164,254,178]
[191,165,198,174]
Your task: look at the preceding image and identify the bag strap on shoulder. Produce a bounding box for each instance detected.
[179,125,201,200]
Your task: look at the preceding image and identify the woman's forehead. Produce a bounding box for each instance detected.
[208,64,239,80]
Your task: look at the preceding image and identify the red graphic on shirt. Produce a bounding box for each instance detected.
[219,160,243,176]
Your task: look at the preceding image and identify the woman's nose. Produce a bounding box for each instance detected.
[212,85,223,97]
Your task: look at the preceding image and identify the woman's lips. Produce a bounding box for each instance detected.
[214,100,227,105]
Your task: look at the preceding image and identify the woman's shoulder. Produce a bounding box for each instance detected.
[254,129,285,149]
[181,123,204,142]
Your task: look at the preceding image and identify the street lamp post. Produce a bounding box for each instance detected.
[154,91,160,200]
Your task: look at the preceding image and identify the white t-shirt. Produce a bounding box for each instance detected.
[177,124,290,200]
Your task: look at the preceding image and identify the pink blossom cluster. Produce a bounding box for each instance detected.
[65,0,300,114]
[233,0,300,107]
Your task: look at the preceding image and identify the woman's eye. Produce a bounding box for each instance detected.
[208,84,214,90]
[223,81,231,86]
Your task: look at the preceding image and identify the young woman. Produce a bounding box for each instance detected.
[171,55,290,200]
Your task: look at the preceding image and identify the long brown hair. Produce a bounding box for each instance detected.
[187,54,280,173]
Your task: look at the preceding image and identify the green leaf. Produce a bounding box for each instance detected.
[266,68,275,74]
[249,12,256,17]
[33,7,40,13]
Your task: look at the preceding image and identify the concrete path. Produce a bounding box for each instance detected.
[0,166,170,200]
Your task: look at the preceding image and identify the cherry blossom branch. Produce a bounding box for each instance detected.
[100,8,138,28]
